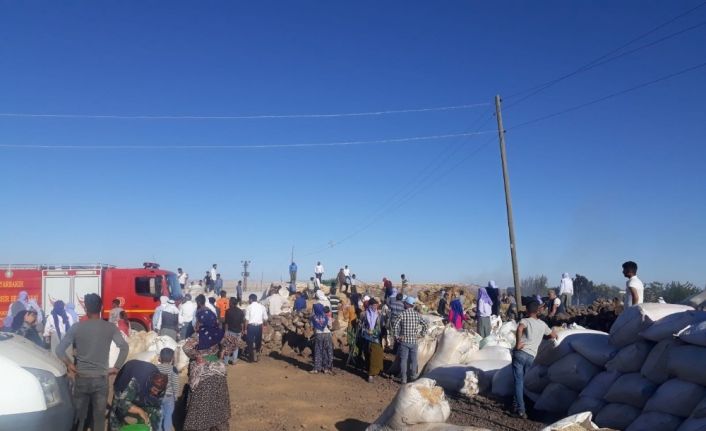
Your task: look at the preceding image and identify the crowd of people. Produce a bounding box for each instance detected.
[0,259,648,429]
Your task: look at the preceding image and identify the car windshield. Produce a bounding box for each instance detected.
[166,273,183,299]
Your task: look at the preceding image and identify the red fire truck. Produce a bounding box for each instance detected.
[0,263,182,331]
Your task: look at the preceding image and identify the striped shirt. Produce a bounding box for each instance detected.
[156,362,179,397]
[328,295,341,315]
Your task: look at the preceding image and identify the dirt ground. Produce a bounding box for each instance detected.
[227,349,547,431]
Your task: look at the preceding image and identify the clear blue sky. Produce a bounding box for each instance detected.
[1,1,705,289]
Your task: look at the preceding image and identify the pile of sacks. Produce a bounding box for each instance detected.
[525,303,706,430]
[366,378,490,431]
[110,331,189,372]
[420,322,516,398]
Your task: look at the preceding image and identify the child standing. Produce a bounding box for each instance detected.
[156,348,179,431]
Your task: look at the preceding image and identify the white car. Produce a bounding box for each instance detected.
[0,332,73,430]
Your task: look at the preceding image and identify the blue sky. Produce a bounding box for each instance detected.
[1,1,705,288]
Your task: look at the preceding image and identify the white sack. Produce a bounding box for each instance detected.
[547,353,601,392]
[498,320,517,336]
[693,397,706,419]
[524,365,551,393]
[468,346,512,362]
[479,335,513,350]
[667,345,706,386]
[567,396,605,417]
[393,425,490,431]
[175,340,189,372]
[108,333,128,368]
[677,418,706,431]
[626,412,682,431]
[677,321,706,347]
[424,327,481,372]
[417,335,439,373]
[644,379,706,418]
[579,370,621,400]
[534,383,578,413]
[467,359,511,393]
[594,403,641,430]
[370,378,451,430]
[603,373,657,409]
[641,311,706,342]
[610,303,693,348]
[605,340,653,373]
[541,412,600,431]
[569,331,617,367]
[490,364,514,397]
[423,366,475,394]
[534,329,575,366]
[421,314,446,338]
[641,339,682,384]
[154,335,177,353]
[144,331,159,352]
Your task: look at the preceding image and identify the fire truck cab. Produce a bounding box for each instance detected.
[0,263,182,331]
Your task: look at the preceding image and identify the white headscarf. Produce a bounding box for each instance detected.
[316,290,330,308]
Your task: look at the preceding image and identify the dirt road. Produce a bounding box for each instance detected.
[227,350,546,431]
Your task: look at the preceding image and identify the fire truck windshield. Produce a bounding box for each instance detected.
[166,273,183,299]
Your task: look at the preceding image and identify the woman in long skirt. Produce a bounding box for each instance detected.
[310,303,334,373]
[360,298,383,382]
[183,309,241,431]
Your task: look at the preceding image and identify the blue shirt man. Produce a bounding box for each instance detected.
[293,293,307,313]
[289,262,298,283]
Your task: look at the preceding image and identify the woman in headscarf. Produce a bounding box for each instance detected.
[4,290,30,328]
[183,308,241,431]
[315,289,331,309]
[310,303,334,374]
[448,290,469,330]
[43,300,74,351]
[437,290,449,319]
[12,309,44,347]
[65,302,79,325]
[476,284,494,338]
[360,298,383,383]
[110,359,168,430]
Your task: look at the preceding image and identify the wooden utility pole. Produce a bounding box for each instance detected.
[495,95,522,308]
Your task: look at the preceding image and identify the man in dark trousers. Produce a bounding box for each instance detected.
[56,293,129,431]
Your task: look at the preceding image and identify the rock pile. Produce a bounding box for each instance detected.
[260,310,349,355]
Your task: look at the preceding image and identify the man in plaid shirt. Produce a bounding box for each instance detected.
[393,296,428,384]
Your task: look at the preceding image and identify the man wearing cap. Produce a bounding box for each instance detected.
[56,293,129,431]
[393,296,428,384]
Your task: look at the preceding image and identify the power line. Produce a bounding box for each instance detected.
[509,60,706,130]
[0,102,490,121]
[0,130,497,150]
[504,1,706,107]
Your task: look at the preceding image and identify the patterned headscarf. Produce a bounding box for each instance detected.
[196,309,224,350]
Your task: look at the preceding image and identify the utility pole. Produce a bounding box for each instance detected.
[291,246,294,263]
[495,94,522,308]
[241,260,251,292]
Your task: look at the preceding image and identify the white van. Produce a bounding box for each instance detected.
[0,332,73,430]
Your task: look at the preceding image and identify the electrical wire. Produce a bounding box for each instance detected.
[0,103,490,121]
[503,1,706,108]
[0,130,497,150]
[509,60,706,130]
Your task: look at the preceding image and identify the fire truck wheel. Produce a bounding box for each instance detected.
[130,321,147,332]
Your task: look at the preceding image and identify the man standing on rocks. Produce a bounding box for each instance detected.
[400,274,409,295]
[214,273,224,296]
[289,261,297,284]
[315,261,325,281]
[393,296,427,384]
[244,293,268,362]
[236,280,243,303]
[177,268,188,291]
[559,272,573,309]
[56,293,129,431]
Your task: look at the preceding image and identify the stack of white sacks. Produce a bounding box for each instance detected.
[525,303,706,431]
[418,316,517,397]
[109,331,190,372]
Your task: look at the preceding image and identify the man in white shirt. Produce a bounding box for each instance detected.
[558,273,573,309]
[314,262,324,281]
[178,294,197,339]
[244,294,268,362]
[622,260,644,307]
[177,268,188,291]
[547,289,561,318]
[210,264,218,287]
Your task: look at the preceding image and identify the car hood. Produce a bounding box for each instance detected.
[0,333,66,377]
